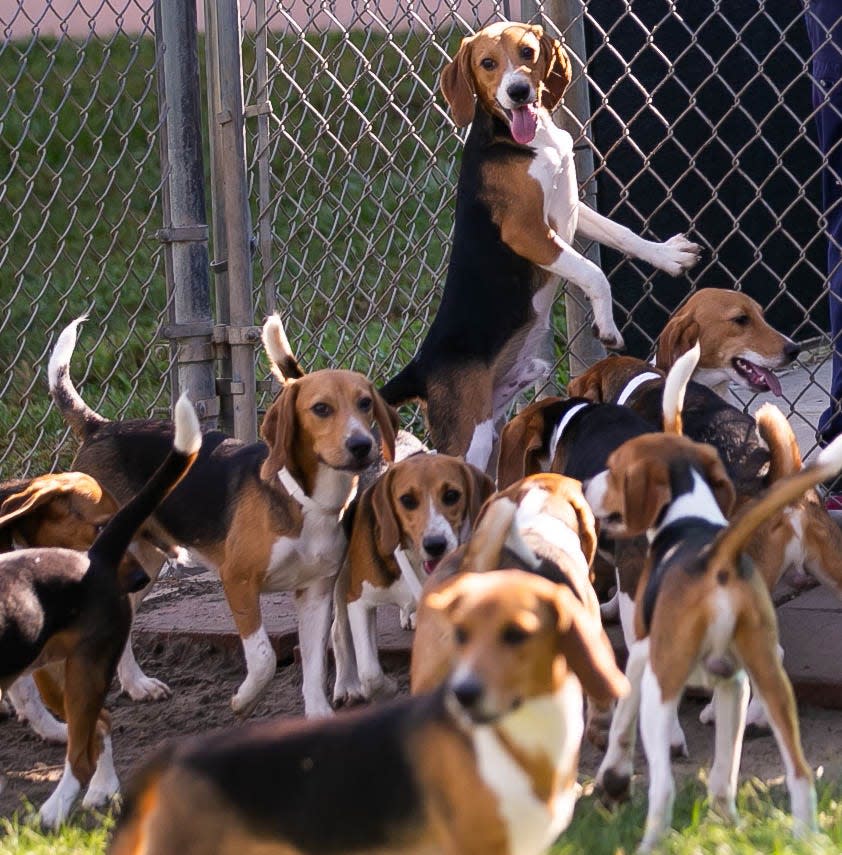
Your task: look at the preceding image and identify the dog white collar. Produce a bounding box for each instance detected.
[393,547,424,602]
[548,402,590,463]
[616,372,661,406]
[278,467,356,516]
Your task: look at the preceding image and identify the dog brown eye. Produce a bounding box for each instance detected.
[501,624,530,645]
[358,396,373,413]
[454,625,469,645]
[399,493,419,510]
[520,46,534,61]
[732,314,750,327]
[442,488,461,506]
[311,402,332,418]
[480,57,496,70]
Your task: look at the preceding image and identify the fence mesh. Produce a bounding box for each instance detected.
[1,0,838,477]
[0,0,169,477]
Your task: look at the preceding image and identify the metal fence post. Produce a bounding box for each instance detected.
[523,0,606,380]
[154,0,219,426]
[207,0,259,442]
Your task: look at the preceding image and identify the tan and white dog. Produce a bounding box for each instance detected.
[49,315,397,718]
[331,452,494,703]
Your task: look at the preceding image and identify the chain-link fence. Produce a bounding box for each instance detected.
[0,0,170,476]
[1,0,838,477]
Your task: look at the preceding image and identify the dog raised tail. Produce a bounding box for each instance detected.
[755,402,803,482]
[661,340,701,435]
[48,316,108,440]
[261,313,304,382]
[711,431,842,566]
[88,394,201,587]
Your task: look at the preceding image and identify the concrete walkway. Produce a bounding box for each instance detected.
[134,353,842,709]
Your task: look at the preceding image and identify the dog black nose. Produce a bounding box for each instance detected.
[784,340,801,361]
[346,434,373,460]
[506,80,531,104]
[422,535,448,558]
[451,674,484,709]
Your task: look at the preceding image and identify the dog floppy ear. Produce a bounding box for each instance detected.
[0,473,105,526]
[622,458,672,534]
[462,463,496,523]
[371,468,401,557]
[538,29,572,113]
[566,485,598,567]
[498,408,547,489]
[370,386,398,463]
[554,585,628,704]
[260,382,301,482]
[440,35,476,127]
[656,313,701,370]
[697,444,736,518]
[567,371,604,402]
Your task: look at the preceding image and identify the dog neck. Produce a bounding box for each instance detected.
[548,402,590,463]
[651,469,727,541]
[278,466,357,516]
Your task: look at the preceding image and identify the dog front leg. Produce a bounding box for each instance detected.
[347,596,398,701]
[331,563,364,706]
[500,219,623,350]
[575,205,701,276]
[295,576,335,717]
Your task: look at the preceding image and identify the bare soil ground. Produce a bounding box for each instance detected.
[3,636,842,822]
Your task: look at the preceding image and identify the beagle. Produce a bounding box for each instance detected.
[0,395,200,828]
[654,287,800,397]
[584,419,842,849]
[0,472,148,743]
[331,452,494,703]
[410,474,619,748]
[49,315,398,718]
[380,21,700,471]
[110,569,626,855]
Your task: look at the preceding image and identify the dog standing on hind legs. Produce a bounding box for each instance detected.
[380,22,700,470]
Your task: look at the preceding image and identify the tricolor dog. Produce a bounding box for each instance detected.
[49,315,397,718]
[332,452,494,703]
[0,472,161,744]
[654,287,800,397]
[381,22,700,471]
[410,474,619,748]
[110,570,626,855]
[584,417,842,850]
[0,394,200,827]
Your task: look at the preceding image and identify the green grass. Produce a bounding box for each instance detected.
[4,778,842,854]
[1,27,571,478]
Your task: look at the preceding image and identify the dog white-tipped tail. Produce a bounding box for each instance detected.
[662,340,700,435]
[173,393,202,456]
[48,315,87,393]
[261,314,303,381]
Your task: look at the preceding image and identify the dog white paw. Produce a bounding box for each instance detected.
[121,674,171,702]
[745,697,770,731]
[600,591,620,623]
[652,234,702,276]
[670,716,688,758]
[361,673,399,701]
[699,700,715,725]
[82,778,120,810]
[399,607,417,631]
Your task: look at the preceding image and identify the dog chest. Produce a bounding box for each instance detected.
[527,121,578,244]
[264,508,347,591]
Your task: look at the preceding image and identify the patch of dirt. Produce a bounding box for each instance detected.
[2,640,842,823]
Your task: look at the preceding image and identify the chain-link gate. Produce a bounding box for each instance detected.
[1,0,839,478]
[0,1,170,477]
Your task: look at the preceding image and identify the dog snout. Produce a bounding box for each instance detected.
[451,673,484,710]
[783,340,801,362]
[422,534,448,558]
[506,80,532,105]
[345,433,373,461]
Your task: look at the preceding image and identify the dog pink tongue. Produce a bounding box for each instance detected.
[511,105,537,144]
[757,365,782,397]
